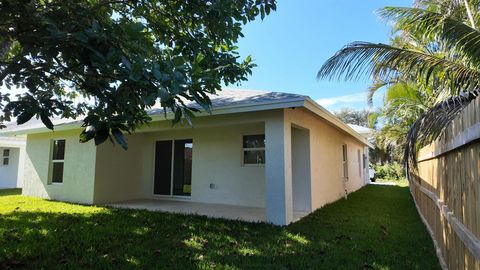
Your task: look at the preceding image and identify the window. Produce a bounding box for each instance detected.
[342,144,348,181]
[242,134,265,165]
[50,139,66,183]
[2,149,9,165]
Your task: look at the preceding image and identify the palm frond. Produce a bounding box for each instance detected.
[367,79,391,106]
[378,7,480,67]
[405,89,480,167]
[317,42,480,94]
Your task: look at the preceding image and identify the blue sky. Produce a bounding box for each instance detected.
[230,0,412,112]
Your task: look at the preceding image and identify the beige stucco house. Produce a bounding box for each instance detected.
[0,89,372,225]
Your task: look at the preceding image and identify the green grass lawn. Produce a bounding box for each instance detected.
[0,185,439,270]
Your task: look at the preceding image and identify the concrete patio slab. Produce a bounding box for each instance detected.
[107,199,267,222]
[107,199,309,224]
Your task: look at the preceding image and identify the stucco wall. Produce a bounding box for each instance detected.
[93,134,146,203]
[291,128,311,213]
[22,130,97,204]
[93,111,272,208]
[20,107,368,219]
[285,108,367,211]
[0,147,20,188]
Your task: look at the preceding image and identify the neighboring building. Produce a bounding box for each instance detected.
[0,136,26,189]
[0,89,372,225]
[348,124,374,139]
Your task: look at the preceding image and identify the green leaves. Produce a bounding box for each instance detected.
[79,129,95,144]
[93,129,109,146]
[111,129,128,150]
[40,113,54,130]
[0,0,277,150]
[318,4,480,166]
[16,112,34,125]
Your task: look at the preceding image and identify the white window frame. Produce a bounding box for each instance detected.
[49,139,66,184]
[342,144,348,181]
[241,134,265,167]
[2,149,10,166]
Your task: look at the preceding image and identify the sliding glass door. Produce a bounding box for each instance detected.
[154,139,193,197]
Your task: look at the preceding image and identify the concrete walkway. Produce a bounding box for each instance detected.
[369,181,398,186]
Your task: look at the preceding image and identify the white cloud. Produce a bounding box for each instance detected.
[315,92,367,109]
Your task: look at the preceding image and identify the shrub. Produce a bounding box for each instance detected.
[373,162,405,181]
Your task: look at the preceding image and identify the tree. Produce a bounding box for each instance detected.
[317,2,480,166]
[333,108,370,127]
[0,0,276,149]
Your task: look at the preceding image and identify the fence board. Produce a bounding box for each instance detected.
[410,98,480,270]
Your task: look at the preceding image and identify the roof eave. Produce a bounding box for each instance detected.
[1,98,307,136]
[0,97,374,149]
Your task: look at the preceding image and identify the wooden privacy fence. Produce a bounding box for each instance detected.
[409,97,480,270]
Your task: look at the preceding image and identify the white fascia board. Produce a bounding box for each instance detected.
[303,98,374,148]
[0,121,83,136]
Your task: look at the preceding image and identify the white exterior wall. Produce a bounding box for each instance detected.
[22,130,97,204]
[291,128,311,213]
[0,147,20,188]
[265,111,293,224]
[20,108,368,226]
[93,111,272,208]
[0,137,26,189]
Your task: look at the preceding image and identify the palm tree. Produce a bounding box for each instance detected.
[317,4,480,167]
[372,81,441,162]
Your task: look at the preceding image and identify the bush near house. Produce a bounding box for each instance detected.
[0,186,439,269]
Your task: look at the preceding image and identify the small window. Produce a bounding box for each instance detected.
[2,149,9,165]
[342,144,348,181]
[243,134,265,165]
[50,140,66,184]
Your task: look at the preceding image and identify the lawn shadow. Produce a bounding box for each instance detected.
[0,185,440,269]
[0,188,22,196]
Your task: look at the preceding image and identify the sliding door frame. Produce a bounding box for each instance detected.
[152,138,193,200]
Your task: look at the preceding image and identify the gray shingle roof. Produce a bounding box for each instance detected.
[0,88,307,134]
[147,88,307,114]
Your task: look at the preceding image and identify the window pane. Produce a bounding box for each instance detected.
[244,150,265,164]
[173,139,193,196]
[342,145,348,162]
[243,135,265,148]
[3,158,8,165]
[3,149,9,157]
[51,162,64,183]
[183,142,193,195]
[52,140,66,160]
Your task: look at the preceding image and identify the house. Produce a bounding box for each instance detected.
[0,89,372,225]
[0,136,26,189]
[348,124,374,139]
